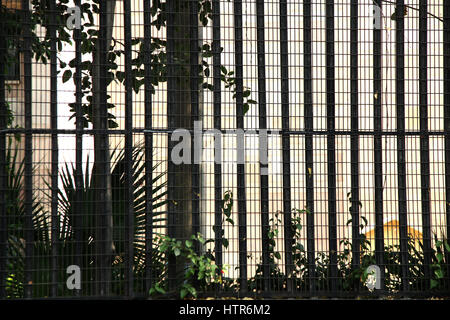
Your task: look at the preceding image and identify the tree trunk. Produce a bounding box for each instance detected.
[167,0,195,290]
[91,0,116,296]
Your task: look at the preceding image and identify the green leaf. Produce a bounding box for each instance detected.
[430,279,439,289]
[220,65,227,74]
[434,269,444,279]
[180,288,188,299]
[222,238,229,249]
[274,252,281,259]
[437,252,444,263]
[185,240,192,248]
[445,241,450,252]
[62,69,72,83]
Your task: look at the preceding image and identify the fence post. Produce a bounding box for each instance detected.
[256,0,270,292]
[0,0,7,299]
[443,0,450,287]
[22,0,34,299]
[143,0,154,295]
[49,0,59,298]
[373,0,385,291]
[326,0,338,293]
[303,0,316,294]
[124,0,135,298]
[279,0,293,294]
[73,0,83,297]
[350,0,361,291]
[212,0,223,275]
[233,0,248,293]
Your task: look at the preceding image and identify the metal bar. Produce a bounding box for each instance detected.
[0,0,7,299]
[256,0,270,292]
[443,0,450,286]
[3,127,450,136]
[212,0,223,272]
[124,0,135,298]
[22,0,34,299]
[350,0,360,291]
[73,0,83,297]
[326,0,337,293]
[233,0,248,292]
[190,0,201,255]
[143,0,154,294]
[303,0,316,294]
[419,0,432,292]
[49,0,59,297]
[395,0,410,292]
[279,0,293,293]
[166,0,177,290]
[373,0,385,290]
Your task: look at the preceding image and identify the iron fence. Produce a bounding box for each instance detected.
[0,0,449,298]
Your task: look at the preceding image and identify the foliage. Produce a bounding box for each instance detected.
[53,145,168,295]
[149,191,235,299]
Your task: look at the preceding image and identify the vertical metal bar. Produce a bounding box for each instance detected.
[143,0,154,294]
[443,0,450,286]
[49,0,59,297]
[22,0,34,298]
[233,0,248,292]
[212,0,223,272]
[124,0,135,298]
[73,0,83,297]
[190,0,200,254]
[326,0,337,293]
[350,0,360,289]
[373,0,385,290]
[166,0,177,289]
[395,0,410,292]
[419,0,432,292]
[256,0,270,292]
[279,0,293,293]
[419,3,435,284]
[0,0,7,299]
[303,0,316,294]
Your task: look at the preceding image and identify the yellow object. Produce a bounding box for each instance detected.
[364,220,423,250]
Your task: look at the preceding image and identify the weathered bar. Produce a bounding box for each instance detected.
[49,0,59,297]
[303,0,316,293]
[395,0,410,291]
[373,0,385,290]
[190,0,201,254]
[22,0,34,298]
[233,0,248,292]
[212,0,223,271]
[256,0,270,291]
[0,0,7,299]
[73,0,84,297]
[326,0,337,293]
[419,0,432,291]
[443,0,450,284]
[143,0,154,293]
[124,0,135,298]
[279,0,293,293]
[350,0,360,289]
